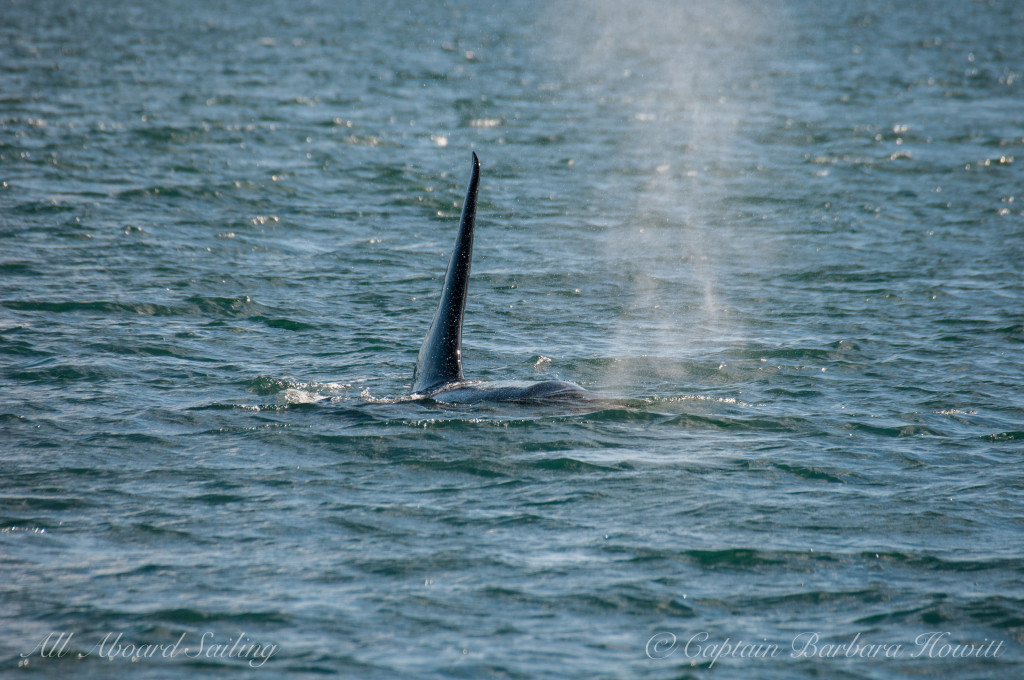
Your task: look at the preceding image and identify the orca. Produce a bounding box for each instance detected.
[411,153,595,404]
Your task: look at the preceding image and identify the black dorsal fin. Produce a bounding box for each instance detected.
[412,152,480,393]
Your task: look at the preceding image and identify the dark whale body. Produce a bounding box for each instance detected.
[411,153,594,404]
[426,379,595,404]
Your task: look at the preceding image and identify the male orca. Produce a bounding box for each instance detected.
[411,153,594,403]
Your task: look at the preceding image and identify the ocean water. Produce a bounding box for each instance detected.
[2,0,1022,677]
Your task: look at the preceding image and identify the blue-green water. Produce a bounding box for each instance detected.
[2,0,1022,677]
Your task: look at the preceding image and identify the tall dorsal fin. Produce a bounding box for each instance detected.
[412,152,480,393]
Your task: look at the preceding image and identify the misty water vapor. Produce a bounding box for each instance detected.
[538,0,776,391]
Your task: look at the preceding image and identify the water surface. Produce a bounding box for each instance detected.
[2,0,1022,677]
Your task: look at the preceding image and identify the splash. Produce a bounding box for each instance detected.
[249,375,352,403]
[359,388,424,405]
